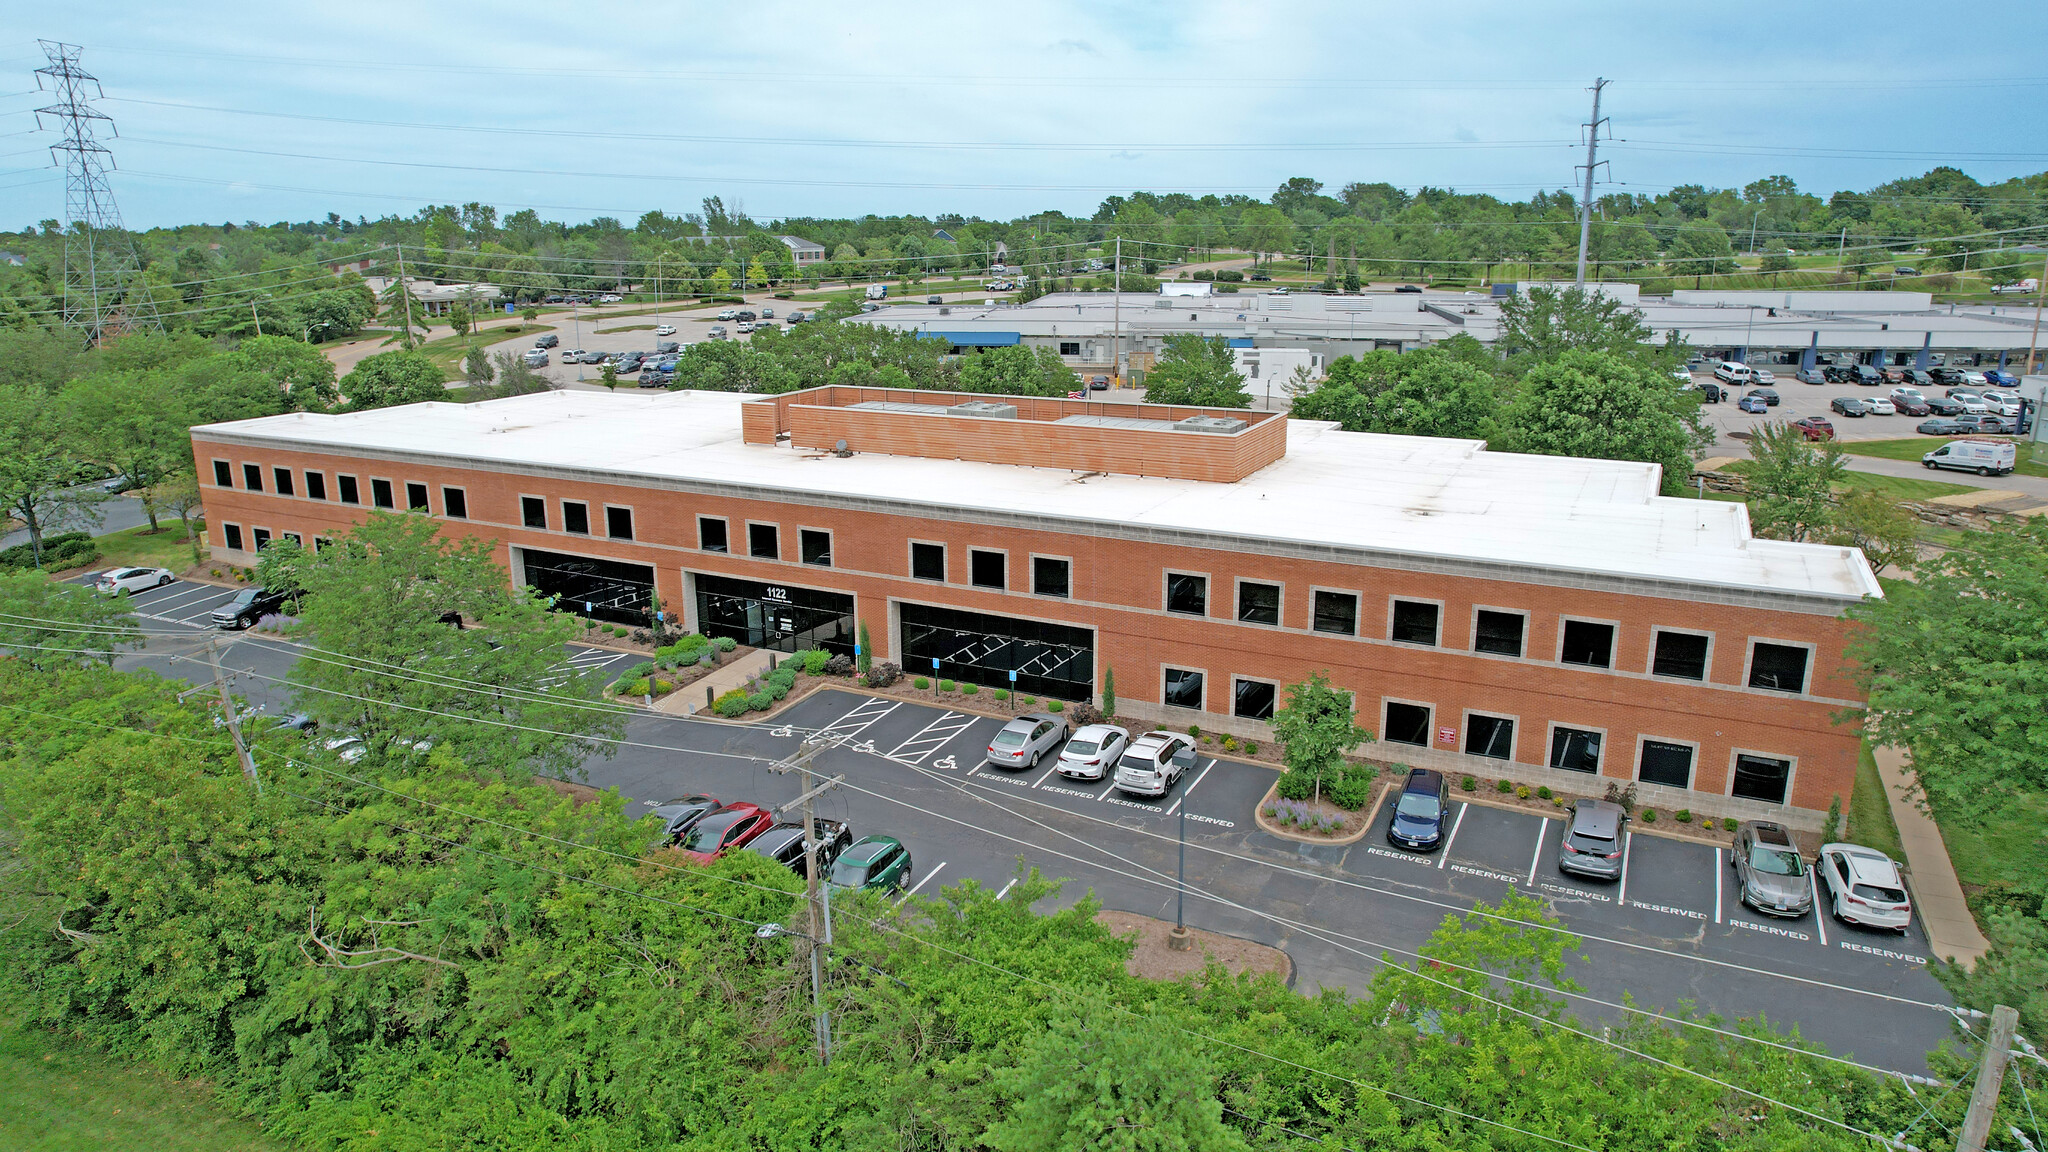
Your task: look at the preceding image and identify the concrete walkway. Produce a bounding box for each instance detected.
[1873,745,1992,966]
[652,648,776,716]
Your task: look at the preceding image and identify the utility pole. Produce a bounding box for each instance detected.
[1573,77,1610,287]
[35,41,160,344]
[394,243,418,350]
[205,635,262,794]
[1112,236,1124,386]
[769,737,846,1066]
[2027,267,2047,376]
[1955,1004,2019,1152]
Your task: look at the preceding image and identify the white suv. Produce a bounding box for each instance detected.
[1713,361,1754,385]
[1816,843,1912,933]
[1113,731,1197,798]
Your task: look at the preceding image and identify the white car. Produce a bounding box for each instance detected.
[1961,371,1988,386]
[1713,361,1753,385]
[1816,843,1912,933]
[1889,386,1924,404]
[1953,396,1988,415]
[654,324,677,336]
[1979,390,2022,416]
[95,566,174,594]
[716,309,738,321]
[736,321,755,334]
[1112,730,1198,798]
[1863,396,1896,415]
[1749,368,1777,386]
[324,735,369,764]
[599,294,623,304]
[1057,724,1131,781]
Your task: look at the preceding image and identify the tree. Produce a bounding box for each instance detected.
[745,256,769,290]
[1291,347,1500,439]
[148,468,206,566]
[958,346,1080,396]
[1743,421,1846,542]
[520,305,539,323]
[1499,351,1707,495]
[1102,666,1115,717]
[462,345,494,388]
[0,571,140,670]
[378,277,430,349]
[65,372,193,532]
[1234,204,1295,267]
[289,511,625,778]
[598,361,619,391]
[0,384,104,567]
[1495,285,1655,367]
[339,351,446,411]
[1269,671,1371,803]
[447,301,473,339]
[856,619,873,673]
[252,535,310,601]
[1142,335,1249,408]
[1845,518,2048,821]
[1826,488,1918,575]
[230,335,338,408]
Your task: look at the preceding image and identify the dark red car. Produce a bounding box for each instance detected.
[674,802,776,863]
[1793,416,1835,441]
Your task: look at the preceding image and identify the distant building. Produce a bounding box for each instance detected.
[326,257,376,276]
[932,228,955,242]
[778,236,826,266]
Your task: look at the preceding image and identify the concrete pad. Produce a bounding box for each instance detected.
[1694,456,1745,472]
[1872,745,1991,967]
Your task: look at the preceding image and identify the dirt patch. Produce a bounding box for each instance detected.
[1096,909,1291,985]
[537,777,609,808]
[1252,782,1376,845]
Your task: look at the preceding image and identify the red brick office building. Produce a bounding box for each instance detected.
[192,385,1879,828]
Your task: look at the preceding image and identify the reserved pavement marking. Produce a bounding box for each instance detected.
[1839,940,1926,964]
[1366,845,1435,867]
[1185,812,1235,828]
[901,861,946,899]
[1731,918,1811,942]
[1527,819,1548,885]
[1537,880,1611,903]
[1630,899,1707,921]
[1039,784,1099,802]
[1451,862,1523,885]
[1438,802,1468,869]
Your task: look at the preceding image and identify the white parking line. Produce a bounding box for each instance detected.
[996,878,1016,900]
[1617,831,1632,905]
[1167,758,1219,815]
[1029,762,1062,789]
[1527,819,1548,884]
[1437,803,1469,869]
[901,861,946,899]
[886,711,975,763]
[819,698,900,739]
[1714,848,1724,924]
[1812,898,1828,947]
[130,584,211,612]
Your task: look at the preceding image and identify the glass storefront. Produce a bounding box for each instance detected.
[520,548,654,626]
[694,572,855,655]
[899,602,1093,701]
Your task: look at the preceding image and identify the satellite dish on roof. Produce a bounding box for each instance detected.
[835,439,848,453]
[834,438,853,458]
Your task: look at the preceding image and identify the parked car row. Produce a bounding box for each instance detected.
[648,794,912,891]
[979,713,1203,800]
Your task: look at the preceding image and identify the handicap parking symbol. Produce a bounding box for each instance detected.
[934,756,957,772]
[771,725,794,738]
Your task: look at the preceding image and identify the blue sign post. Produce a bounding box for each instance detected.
[1008,668,1019,712]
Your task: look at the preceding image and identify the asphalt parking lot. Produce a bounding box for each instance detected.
[1683,367,1973,447]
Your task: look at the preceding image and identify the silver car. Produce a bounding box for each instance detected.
[1112,731,1197,798]
[1731,821,1812,918]
[1056,724,1130,781]
[984,711,1069,771]
[95,566,174,595]
[1817,843,1912,933]
[1557,799,1628,881]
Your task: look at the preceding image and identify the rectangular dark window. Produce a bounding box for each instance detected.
[562,501,589,535]
[1560,620,1615,668]
[1652,631,1710,680]
[606,506,634,541]
[1312,590,1357,635]
[1384,701,1431,747]
[1748,643,1809,693]
[212,459,233,487]
[314,537,332,552]
[251,528,272,550]
[338,475,360,505]
[1059,341,1081,356]
[1390,600,1439,646]
[1032,556,1070,598]
[282,532,302,546]
[1237,581,1280,626]
[406,482,429,512]
[272,467,294,497]
[970,549,1005,590]
[370,479,394,509]
[522,496,547,529]
[242,463,263,492]
[1474,609,1525,657]
[1233,679,1276,720]
[1638,740,1694,789]
[1731,753,1792,804]
[748,523,779,560]
[1163,667,1205,709]
[442,487,467,519]
[800,528,831,566]
[1165,572,1208,616]
[1466,715,1515,760]
[223,523,243,550]
[911,541,945,581]
[304,471,326,501]
[1549,726,1602,774]
[698,516,728,553]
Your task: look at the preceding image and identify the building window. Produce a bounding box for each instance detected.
[698,516,728,553]
[562,501,590,535]
[1560,620,1615,668]
[1549,726,1602,774]
[1652,631,1710,680]
[748,523,779,560]
[1473,609,1525,657]
[1384,701,1431,747]
[1748,643,1809,693]
[1638,740,1694,789]
[223,523,243,551]
[443,487,467,519]
[1390,600,1439,646]
[272,467,295,497]
[282,532,302,546]
[1165,572,1208,616]
[251,528,272,550]
[606,506,634,540]
[1312,590,1357,635]
[370,479,394,509]
[305,471,327,501]
[314,537,332,552]
[522,496,547,530]
[338,475,360,505]
[1731,753,1793,804]
[1163,667,1205,710]
[242,463,263,492]
[911,541,945,581]
[406,482,430,512]
[1233,678,1277,720]
[1059,341,1081,356]
[212,459,232,487]
[1466,714,1515,760]
[1032,556,1070,598]
[970,549,1006,590]
[1237,581,1280,626]
[800,528,831,566]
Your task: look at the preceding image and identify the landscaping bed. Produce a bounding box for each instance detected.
[605,634,742,703]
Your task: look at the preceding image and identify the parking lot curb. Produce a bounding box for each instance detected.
[1448,788,1732,849]
[1251,780,1377,846]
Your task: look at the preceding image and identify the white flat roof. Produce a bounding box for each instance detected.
[195,390,1879,605]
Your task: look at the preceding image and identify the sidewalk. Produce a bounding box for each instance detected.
[650,648,776,716]
[1872,745,1991,966]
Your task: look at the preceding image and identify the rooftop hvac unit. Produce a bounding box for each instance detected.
[1152,298,1173,309]
[1175,415,1248,434]
[948,401,1019,419]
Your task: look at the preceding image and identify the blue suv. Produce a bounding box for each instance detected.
[1387,768,1450,852]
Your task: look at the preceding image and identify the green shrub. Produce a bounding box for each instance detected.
[1047,700,1063,713]
[1641,808,1658,823]
[1275,770,1317,802]
[1462,775,1477,792]
[1021,696,1037,707]
[1327,765,1375,811]
[1515,785,1530,799]
[961,682,979,695]
[992,688,1010,702]
[1495,778,1513,793]
[1536,785,1553,800]
[767,680,790,700]
[1675,808,1692,823]
[1244,741,1258,756]
[713,690,750,717]
[913,677,931,690]
[801,648,830,675]
[1221,736,1238,753]
[627,661,657,679]
[653,679,674,695]
[1188,724,1202,739]
[746,691,773,711]
[938,679,957,693]
[1722,817,1738,832]
[767,668,796,690]
[711,636,737,652]
[678,633,709,652]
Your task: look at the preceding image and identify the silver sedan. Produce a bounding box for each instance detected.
[984,711,1070,771]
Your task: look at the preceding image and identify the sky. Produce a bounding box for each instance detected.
[6,0,2048,230]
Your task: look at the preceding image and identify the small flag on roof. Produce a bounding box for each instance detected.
[1067,390,1085,399]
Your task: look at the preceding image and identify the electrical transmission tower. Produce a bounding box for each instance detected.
[35,40,160,343]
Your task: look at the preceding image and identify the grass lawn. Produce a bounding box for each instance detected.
[1934,789,2048,898]
[1848,742,1905,860]
[1713,457,1976,501]
[595,323,657,334]
[1839,437,2048,480]
[0,1020,280,1152]
[67,518,207,574]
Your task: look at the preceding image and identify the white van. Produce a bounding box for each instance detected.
[1923,438,2016,476]
[1713,361,1754,385]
